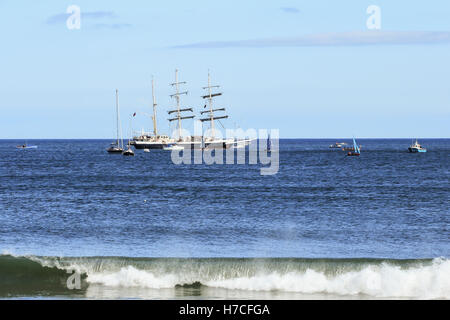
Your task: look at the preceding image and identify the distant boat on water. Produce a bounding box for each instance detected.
[16,143,37,150]
[122,114,135,156]
[347,137,361,156]
[408,139,427,153]
[129,76,174,150]
[329,142,347,149]
[107,89,124,153]
[342,142,362,151]
[122,147,135,156]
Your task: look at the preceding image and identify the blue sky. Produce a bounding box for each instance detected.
[0,0,449,138]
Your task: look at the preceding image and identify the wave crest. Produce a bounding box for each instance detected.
[1,255,448,299]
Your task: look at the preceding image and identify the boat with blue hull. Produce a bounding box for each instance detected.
[408,139,427,153]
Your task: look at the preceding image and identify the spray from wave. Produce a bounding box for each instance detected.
[1,255,448,299]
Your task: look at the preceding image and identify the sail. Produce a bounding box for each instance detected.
[353,137,360,153]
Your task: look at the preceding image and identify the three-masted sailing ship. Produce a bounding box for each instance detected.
[127,69,248,151]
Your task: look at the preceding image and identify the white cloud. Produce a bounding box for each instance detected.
[172,31,450,48]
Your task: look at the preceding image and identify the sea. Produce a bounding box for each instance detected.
[0,139,448,299]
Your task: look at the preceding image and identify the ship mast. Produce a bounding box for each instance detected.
[115,89,123,149]
[200,71,227,140]
[116,89,119,147]
[151,77,158,137]
[168,69,194,141]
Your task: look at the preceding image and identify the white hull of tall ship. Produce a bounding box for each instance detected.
[231,138,254,149]
[171,136,202,149]
[175,141,203,149]
[173,137,252,150]
[203,138,235,149]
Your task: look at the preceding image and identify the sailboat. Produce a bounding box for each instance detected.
[122,115,135,156]
[129,77,173,149]
[122,145,134,156]
[267,133,272,152]
[107,89,124,153]
[347,137,361,156]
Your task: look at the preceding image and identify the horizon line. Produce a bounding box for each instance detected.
[1,137,449,140]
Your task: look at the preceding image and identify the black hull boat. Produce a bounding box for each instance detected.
[122,147,135,156]
[129,140,166,149]
[107,89,125,153]
[130,78,174,150]
[106,146,123,153]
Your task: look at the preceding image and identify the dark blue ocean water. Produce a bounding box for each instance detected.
[0,139,448,259]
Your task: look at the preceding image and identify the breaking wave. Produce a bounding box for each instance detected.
[1,255,448,299]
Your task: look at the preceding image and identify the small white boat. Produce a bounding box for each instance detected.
[329,142,347,149]
[16,144,37,150]
[143,148,150,153]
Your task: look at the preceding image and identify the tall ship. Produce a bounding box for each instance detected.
[132,70,251,150]
[130,77,173,149]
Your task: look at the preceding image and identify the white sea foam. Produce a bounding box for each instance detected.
[207,260,450,299]
[87,266,178,289]
[78,258,450,299]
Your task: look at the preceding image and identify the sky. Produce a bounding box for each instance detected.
[0,0,449,139]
